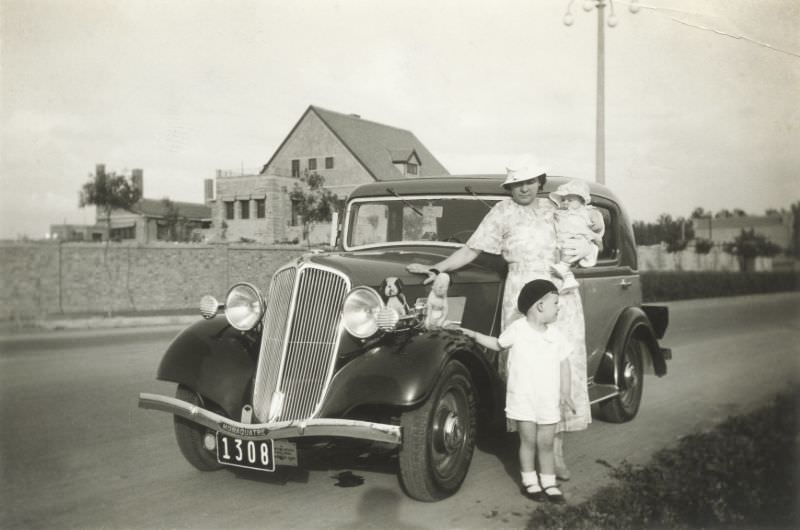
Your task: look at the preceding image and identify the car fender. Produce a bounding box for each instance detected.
[318,329,501,418]
[595,306,668,385]
[157,318,259,419]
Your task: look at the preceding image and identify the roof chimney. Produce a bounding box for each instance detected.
[204,178,214,203]
[95,163,106,178]
[131,168,143,196]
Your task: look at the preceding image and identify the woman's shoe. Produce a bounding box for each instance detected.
[554,464,571,481]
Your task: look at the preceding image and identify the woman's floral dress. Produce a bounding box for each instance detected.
[466,197,591,432]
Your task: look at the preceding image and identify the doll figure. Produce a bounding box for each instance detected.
[424,272,450,329]
[379,277,409,316]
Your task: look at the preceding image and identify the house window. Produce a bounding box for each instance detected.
[308,158,317,171]
[407,163,418,175]
[325,157,334,169]
[110,226,135,240]
[225,201,235,220]
[256,199,265,218]
[240,200,250,220]
[290,199,301,227]
[291,159,300,178]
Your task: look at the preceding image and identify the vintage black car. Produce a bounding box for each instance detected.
[139,175,670,501]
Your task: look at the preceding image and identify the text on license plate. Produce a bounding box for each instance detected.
[216,433,275,472]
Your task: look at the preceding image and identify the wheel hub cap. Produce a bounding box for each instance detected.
[441,411,462,453]
[623,362,638,389]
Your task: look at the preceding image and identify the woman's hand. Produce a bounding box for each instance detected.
[406,263,438,285]
[561,237,596,262]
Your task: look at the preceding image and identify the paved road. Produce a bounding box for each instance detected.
[1,293,798,529]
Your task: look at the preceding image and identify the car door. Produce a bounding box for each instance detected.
[574,197,641,401]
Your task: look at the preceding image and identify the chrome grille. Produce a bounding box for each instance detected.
[252,265,349,422]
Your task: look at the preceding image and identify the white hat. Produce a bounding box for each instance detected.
[502,167,547,189]
[550,179,591,205]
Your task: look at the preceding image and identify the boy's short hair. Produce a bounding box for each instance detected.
[517,279,558,315]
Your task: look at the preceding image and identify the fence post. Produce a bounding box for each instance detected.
[58,241,63,314]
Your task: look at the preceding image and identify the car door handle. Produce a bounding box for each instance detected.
[619,279,633,288]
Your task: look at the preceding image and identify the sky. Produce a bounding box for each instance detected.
[1,0,798,239]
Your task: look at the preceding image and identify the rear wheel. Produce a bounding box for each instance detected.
[398,360,476,501]
[174,385,223,471]
[598,334,645,423]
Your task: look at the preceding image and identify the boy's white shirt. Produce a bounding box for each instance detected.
[498,319,573,420]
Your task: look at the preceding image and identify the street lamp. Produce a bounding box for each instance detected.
[563,0,639,185]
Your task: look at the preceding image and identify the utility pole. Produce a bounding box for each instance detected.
[563,0,639,185]
[596,1,606,184]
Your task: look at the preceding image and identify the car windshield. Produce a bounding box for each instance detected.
[345,196,502,249]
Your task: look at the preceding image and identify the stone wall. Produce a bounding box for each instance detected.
[0,242,306,320]
[3,241,792,320]
[637,244,775,272]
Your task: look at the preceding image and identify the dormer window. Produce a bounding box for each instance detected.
[391,149,422,177]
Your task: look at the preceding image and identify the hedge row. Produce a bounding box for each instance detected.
[641,271,799,302]
[527,391,799,529]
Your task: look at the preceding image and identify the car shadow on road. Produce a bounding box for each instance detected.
[476,429,521,487]
[229,439,398,486]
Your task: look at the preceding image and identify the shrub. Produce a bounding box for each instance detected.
[693,237,713,254]
[641,271,799,302]
[527,392,799,529]
[723,229,783,271]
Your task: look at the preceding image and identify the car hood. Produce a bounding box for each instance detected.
[299,247,504,288]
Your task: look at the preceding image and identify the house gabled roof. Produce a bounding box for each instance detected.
[389,148,419,163]
[130,198,212,220]
[262,105,449,181]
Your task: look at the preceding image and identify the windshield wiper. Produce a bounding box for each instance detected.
[386,187,423,216]
[465,186,493,211]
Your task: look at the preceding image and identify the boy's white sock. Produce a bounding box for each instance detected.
[539,473,557,488]
[521,471,540,490]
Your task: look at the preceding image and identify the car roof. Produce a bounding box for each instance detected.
[348,174,622,204]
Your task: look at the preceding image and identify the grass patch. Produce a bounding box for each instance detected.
[528,391,799,529]
[642,271,799,302]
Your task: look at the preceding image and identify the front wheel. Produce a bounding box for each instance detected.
[598,334,645,423]
[173,385,223,471]
[398,360,476,501]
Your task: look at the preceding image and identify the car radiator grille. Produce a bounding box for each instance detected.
[252,265,348,422]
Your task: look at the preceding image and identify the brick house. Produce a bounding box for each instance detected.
[209,105,449,243]
[53,165,212,243]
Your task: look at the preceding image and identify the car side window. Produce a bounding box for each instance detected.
[593,203,618,263]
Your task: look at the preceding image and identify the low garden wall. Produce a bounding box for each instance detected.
[1,241,797,320]
[0,242,306,320]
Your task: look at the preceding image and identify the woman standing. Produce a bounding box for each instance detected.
[407,168,596,480]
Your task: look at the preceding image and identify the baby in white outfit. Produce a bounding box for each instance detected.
[550,180,604,291]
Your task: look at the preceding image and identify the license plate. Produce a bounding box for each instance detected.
[216,433,276,472]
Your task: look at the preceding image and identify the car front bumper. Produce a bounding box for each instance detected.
[138,393,402,445]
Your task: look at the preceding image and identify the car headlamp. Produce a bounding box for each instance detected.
[224,283,265,331]
[199,295,221,319]
[342,287,384,339]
